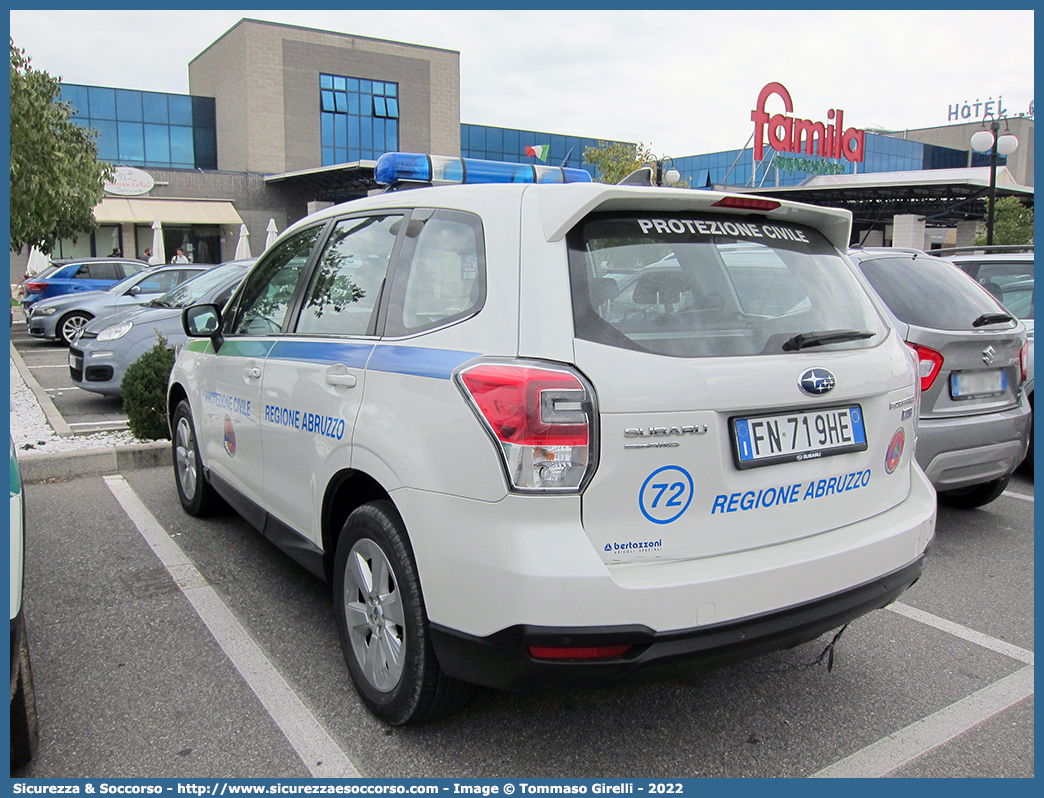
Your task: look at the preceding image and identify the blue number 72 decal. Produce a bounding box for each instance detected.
[640,466,694,524]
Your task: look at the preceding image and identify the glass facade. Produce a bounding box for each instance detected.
[320,73,399,165]
[460,124,628,180]
[672,133,977,190]
[60,84,217,170]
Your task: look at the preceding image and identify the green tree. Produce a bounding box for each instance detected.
[583,141,690,187]
[10,40,112,255]
[975,196,1034,246]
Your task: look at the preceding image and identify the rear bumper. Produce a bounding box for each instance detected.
[917,399,1031,490]
[406,466,937,691]
[430,554,926,691]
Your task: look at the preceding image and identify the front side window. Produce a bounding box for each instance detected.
[384,211,485,337]
[227,227,323,336]
[569,214,886,358]
[295,215,402,336]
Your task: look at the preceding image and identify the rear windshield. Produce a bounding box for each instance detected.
[568,213,886,358]
[855,254,1010,330]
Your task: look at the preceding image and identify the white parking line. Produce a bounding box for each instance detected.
[1002,490,1034,502]
[810,666,1033,778]
[886,602,1033,664]
[811,602,1034,777]
[104,475,360,779]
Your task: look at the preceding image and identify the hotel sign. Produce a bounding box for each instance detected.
[104,166,155,196]
[751,82,866,163]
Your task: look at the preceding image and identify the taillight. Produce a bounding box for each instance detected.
[1019,341,1028,384]
[908,343,944,392]
[457,360,597,492]
[24,282,46,293]
[528,645,631,661]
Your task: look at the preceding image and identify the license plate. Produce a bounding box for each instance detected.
[731,405,867,469]
[951,369,1006,399]
[69,352,82,370]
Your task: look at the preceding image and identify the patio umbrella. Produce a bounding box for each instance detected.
[265,218,279,250]
[235,224,252,259]
[25,246,51,278]
[149,218,165,265]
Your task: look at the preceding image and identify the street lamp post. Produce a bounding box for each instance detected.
[970,116,1019,246]
[654,157,681,187]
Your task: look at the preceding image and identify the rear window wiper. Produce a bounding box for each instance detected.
[972,312,1015,327]
[782,329,876,352]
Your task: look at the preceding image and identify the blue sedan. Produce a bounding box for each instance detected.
[22,258,149,311]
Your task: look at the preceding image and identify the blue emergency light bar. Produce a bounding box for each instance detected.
[374,152,593,186]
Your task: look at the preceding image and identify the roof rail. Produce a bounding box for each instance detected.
[929,244,1034,257]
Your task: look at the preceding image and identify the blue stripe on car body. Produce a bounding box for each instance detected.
[268,340,374,369]
[367,345,481,380]
[264,339,479,380]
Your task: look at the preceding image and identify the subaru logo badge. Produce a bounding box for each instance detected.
[799,368,836,396]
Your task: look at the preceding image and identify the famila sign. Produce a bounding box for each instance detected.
[751,82,866,164]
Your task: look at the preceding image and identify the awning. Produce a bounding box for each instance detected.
[93,197,244,225]
[264,161,377,202]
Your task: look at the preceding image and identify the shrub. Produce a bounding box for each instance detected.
[121,332,176,440]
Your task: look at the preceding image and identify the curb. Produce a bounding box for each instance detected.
[18,441,171,484]
[10,340,73,436]
[11,340,171,484]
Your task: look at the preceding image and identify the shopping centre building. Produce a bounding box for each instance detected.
[12,18,1034,279]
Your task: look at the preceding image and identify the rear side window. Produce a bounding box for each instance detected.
[383,210,485,337]
[973,260,1034,320]
[856,255,1009,330]
[568,214,885,358]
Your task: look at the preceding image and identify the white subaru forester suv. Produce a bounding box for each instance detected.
[169,153,937,725]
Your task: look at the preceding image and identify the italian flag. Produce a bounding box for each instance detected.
[525,144,550,161]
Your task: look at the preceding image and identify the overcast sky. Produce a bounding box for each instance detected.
[8,9,1035,157]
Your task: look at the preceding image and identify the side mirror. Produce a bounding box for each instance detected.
[183,304,223,350]
[127,285,141,296]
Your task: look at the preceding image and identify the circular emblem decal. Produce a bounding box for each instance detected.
[223,416,237,457]
[799,368,836,396]
[885,428,905,474]
[639,466,694,525]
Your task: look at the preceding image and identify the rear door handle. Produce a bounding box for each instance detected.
[244,367,261,379]
[326,372,357,388]
[325,364,358,388]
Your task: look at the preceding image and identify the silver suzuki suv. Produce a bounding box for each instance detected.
[848,247,1030,507]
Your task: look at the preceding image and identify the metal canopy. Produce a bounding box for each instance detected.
[733,167,1034,228]
[264,161,378,203]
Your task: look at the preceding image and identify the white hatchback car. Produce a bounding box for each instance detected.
[169,153,937,725]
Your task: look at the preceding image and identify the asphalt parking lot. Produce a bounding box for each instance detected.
[11,313,130,435]
[9,313,1035,779]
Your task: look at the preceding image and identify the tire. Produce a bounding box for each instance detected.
[172,400,223,516]
[57,311,92,346]
[938,476,1009,509]
[333,501,470,725]
[10,622,39,770]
